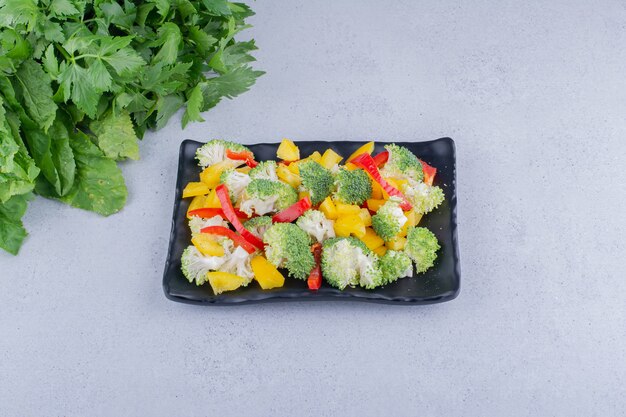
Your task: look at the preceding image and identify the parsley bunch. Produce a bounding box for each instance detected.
[0,0,263,254]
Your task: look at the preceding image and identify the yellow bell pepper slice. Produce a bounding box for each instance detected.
[335,202,361,216]
[371,181,383,199]
[334,214,366,238]
[286,162,299,174]
[385,236,407,251]
[236,166,251,174]
[319,197,338,220]
[398,209,422,237]
[360,227,384,250]
[183,182,211,198]
[298,190,310,201]
[204,189,221,208]
[251,255,285,290]
[344,162,358,171]
[308,151,322,163]
[200,160,234,188]
[373,245,387,257]
[346,141,375,163]
[277,164,301,188]
[277,138,300,161]
[192,234,225,256]
[366,198,385,212]
[320,149,343,169]
[358,208,372,227]
[187,195,207,218]
[207,272,246,295]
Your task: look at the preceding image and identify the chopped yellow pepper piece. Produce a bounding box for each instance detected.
[207,272,246,295]
[344,162,358,171]
[366,198,385,212]
[251,255,285,290]
[192,234,225,256]
[346,141,375,163]
[373,245,387,257]
[334,214,366,238]
[236,166,251,174]
[385,236,407,251]
[308,151,322,163]
[277,138,300,161]
[200,160,234,188]
[399,209,422,237]
[187,194,206,218]
[298,190,310,201]
[183,182,211,198]
[286,162,299,174]
[320,149,343,169]
[319,197,338,220]
[360,227,384,250]
[204,189,221,208]
[335,202,361,216]
[359,208,372,227]
[371,181,383,199]
[277,164,301,188]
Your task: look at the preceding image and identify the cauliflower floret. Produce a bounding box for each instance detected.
[401,179,445,215]
[296,209,335,243]
[219,169,251,203]
[219,246,255,285]
[195,139,251,168]
[249,161,278,181]
[321,237,384,289]
[188,215,228,237]
[181,246,228,285]
[239,179,297,216]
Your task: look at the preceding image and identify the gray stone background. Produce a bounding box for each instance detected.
[2,1,625,416]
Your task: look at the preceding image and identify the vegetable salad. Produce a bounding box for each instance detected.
[181,139,444,295]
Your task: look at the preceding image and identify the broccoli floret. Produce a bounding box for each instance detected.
[381,144,423,181]
[299,160,335,205]
[371,197,408,241]
[296,209,335,242]
[244,216,273,239]
[219,168,251,202]
[332,168,372,205]
[249,160,278,181]
[188,215,228,236]
[401,180,445,214]
[195,139,251,168]
[263,223,314,280]
[321,237,383,290]
[239,178,298,216]
[181,245,227,285]
[404,227,440,273]
[379,250,413,284]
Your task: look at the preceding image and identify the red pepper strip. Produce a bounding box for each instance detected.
[308,243,323,290]
[188,207,250,220]
[420,160,437,186]
[216,184,265,250]
[351,153,413,211]
[226,149,258,168]
[200,226,257,254]
[272,196,312,223]
[372,150,389,167]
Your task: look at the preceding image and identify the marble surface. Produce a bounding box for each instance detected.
[2,1,625,416]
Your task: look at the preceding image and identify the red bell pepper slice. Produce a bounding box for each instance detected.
[372,150,389,167]
[351,153,412,211]
[216,184,265,250]
[272,196,312,223]
[188,207,250,219]
[200,226,257,254]
[307,243,323,290]
[226,149,258,168]
[420,160,437,186]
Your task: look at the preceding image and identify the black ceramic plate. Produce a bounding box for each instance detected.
[163,139,460,305]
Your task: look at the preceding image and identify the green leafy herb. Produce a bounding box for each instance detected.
[0,0,263,254]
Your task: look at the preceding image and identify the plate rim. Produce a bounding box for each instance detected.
[163,138,461,306]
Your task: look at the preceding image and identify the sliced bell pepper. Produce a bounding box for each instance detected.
[308,243,323,290]
[346,141,375,163]
[320,149,343,169]
[216,184,265,250]
[319,197,338,220]
[251,255,285,289]
[420,160,437,186]
[182,182,210,198]
[226,149,258,168]
[200,226,257,254]
[351,153,412,211]
[272,196,312,223]
[207,271,246,295]
[277,139,300,161]
[372,150,389,167]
